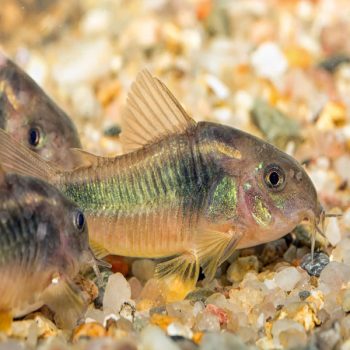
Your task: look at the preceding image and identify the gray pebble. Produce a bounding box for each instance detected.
[300,252,330,277]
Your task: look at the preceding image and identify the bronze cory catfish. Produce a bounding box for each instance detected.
[0,70,323,293]
[0,52,81,168]
[0,166,96,329]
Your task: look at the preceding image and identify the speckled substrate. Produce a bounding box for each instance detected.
[1,1,350,349]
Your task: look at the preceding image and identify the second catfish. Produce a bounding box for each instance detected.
[0,70,324,294]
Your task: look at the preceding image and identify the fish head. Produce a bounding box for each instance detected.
[199,122,322,248]
[54,201,91,275]
[0,55,81,168]
[8,174,90,275]
[233,136,322,247]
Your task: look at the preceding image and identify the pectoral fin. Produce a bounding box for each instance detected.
[154,252,200,301]
[196,229,243,281]
[89,239,110,260]
[0,310,12,333]
[42,276,87,329]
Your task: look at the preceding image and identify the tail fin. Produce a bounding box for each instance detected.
[0,129,60,182]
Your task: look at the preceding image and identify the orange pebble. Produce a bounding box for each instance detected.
[72,322,106,342]
[105,255,129,276]
[150,314,177,330]
[192,331,204,344]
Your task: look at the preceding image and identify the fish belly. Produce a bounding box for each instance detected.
[88,210,192,258]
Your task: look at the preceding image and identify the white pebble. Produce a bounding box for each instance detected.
[52,38,112,86]
[167,322,193,339]
[251,42,288,80]
[26,55,48,86]
[274,267,302,291]
[103,273,131,315]
[213,107,232,123]
[141,325,180,350]
[326,217,342,246]
[334,155,350,183]
[71,85,101,119]
[205,74,230,99]
[80,8,112,35]
[331,237,350,265]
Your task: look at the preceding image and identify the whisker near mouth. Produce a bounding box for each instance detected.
[315,225,326,238]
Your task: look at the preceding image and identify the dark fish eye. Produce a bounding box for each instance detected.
[28,127,41,147]
[264,164,285,191]
[74,210,85,232]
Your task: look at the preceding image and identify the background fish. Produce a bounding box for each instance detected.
[0,166,93,329]
[0,52,81,168]
[0,70,323,298]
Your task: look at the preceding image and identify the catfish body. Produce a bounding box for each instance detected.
[0,70,323,296]
[0,169,91,327]
[0,53,81,168]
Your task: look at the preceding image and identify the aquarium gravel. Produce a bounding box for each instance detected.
[1,1,350,349]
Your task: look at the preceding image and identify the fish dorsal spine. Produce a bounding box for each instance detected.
[120,69,196,152]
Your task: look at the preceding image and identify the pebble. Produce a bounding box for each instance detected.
[185,288,215,303]
[250,42,288,80]
[250,99,301,149]
[319,54,350,73]
[226,256,259,283]
[274,267,302,292]
[104,124,122,137]
[194,309,221,333]
[131,259,156,282]
[72,322,106,343]
[71,85,101,119]
[199,332,253,350]
[204,74,230,99]
[103,273,131,314]
[319,262,350,293]
[167,322,193,339]
[300,252,330,277]
[80,8,112,35]
[271,319,307,348]
[141,325,180,350]
[52,38,112,86]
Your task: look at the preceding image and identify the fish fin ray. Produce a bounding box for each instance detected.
[42,276,87,329]
[121,69,196,152]
[89,239,110,259]
[69,148,104,168]
[0,129,59,181]
[0,163,5,185]
[196,229,243,281]
[155,252,200,299]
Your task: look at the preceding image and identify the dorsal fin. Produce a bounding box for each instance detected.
[121,69,196,152]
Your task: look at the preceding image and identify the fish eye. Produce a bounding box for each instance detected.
[74,210,85,232]
[264,164,286,191]
[28,127,41,147]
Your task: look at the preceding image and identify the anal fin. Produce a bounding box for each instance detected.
[196,229,243,281]
[155,252,200,301]
[42,275,88,329]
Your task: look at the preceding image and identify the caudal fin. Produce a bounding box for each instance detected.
[0,129,59,181]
